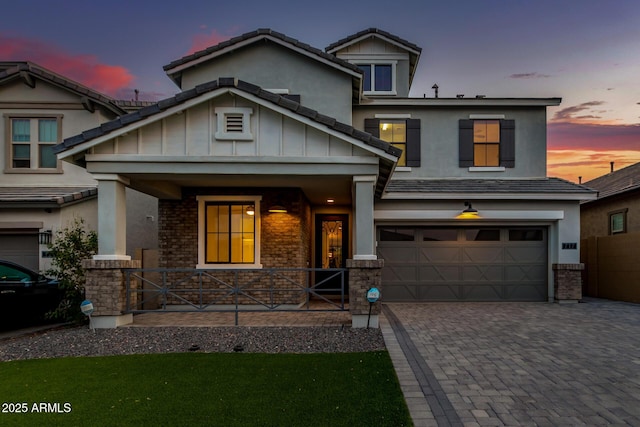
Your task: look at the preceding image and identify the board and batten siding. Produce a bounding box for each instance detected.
[91,96,369,159]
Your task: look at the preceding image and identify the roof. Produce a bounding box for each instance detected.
[582,161,640,202]
[0,187,97,208]
[54,77,401,160]
[0,62,127,116]
[325,28,422,54]
[385,178,596,198]
[163,29,363,88]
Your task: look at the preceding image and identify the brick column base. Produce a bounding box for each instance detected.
[347,259,384,328]
[553,263,584,303]
[81,259,141,328]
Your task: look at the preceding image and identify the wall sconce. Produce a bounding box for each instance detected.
[456,201,480,219]
[246,205,255,216]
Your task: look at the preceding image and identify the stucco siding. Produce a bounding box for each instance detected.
[580,192,640,239]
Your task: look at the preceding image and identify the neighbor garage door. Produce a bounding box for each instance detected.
[0,233,39,271]
[377,227,547,301]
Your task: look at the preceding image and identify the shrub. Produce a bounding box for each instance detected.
[46,218,98,322]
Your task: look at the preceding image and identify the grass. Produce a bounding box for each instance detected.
[0,351,412,426]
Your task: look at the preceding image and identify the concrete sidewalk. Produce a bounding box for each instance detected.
[380,299,640,427]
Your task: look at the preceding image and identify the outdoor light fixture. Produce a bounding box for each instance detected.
[327,198,335,204]
[268,202,287,213]
[456,201,480,219]
[246,205,255,216]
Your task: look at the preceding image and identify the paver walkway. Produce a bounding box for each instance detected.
[380,299,640,427]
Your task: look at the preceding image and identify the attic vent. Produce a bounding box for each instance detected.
[215,107,253,141]
[225,114,244,133]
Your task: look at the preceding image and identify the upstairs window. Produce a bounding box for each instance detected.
[609,209,627,235]
[459,119,515,169]
[5,115,61,172]
[365,117,420,167]
[356,62,396,95]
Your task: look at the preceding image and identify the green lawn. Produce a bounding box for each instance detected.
[0,351,412,426]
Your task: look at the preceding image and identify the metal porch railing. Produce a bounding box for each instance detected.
[124,268,348,325]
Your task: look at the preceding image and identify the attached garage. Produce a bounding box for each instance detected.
[377,226,548,301]
[0,232,40,271]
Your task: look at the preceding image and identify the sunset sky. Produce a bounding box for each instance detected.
[2,0,639,183]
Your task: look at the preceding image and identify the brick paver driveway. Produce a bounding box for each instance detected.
[381,299,640,427]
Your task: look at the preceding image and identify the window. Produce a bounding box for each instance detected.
[466,229,500,241]
[459,119,515,168]
[197,196,261,268]
[5,116,61,172]
[379,227,415,242]
[364,118,420,167]
[609,209,627,235]
[356,62,396,95]
[509,229,544,241]
[214,107,253,141]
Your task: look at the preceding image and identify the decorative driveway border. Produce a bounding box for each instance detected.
[381,299,640,427]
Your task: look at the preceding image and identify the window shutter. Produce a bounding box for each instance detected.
[459,119,474,167]
[364,118,380,138]
[406,118,421,167]
[500,119,515,168]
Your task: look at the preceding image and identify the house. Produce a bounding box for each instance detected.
[53,28,596,328]
[580,162,640,302]
[0,62,157,272]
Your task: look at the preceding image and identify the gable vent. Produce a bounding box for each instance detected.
[225,114,244,133]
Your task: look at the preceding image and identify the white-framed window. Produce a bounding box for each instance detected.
[197,195,262,269]
[4,115,62,173]
[355,61,397,95]
[214,107,253,141]
[609,209,627,235]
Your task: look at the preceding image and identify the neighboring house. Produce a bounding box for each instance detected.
[53,28,596,328]
[0,62,157,272]
[580,162,640,302]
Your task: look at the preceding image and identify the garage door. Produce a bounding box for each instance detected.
[0,234,39,271]
[377,227,547,301]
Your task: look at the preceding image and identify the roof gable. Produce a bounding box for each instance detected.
[163,29,362,89]
[583,161,640,200]
[0,62,126,115]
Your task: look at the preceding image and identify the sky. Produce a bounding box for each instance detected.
[1,0,639,183]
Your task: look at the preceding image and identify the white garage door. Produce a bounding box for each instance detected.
[377,227,547,301]
[0,233,39,271]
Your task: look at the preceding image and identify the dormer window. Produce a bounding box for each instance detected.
[355,61,397,95]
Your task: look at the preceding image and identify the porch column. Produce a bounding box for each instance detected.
[352,175,377,260]
[93,174,130,260]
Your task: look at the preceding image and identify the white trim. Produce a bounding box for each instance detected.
[339,53,408,60]
[93,254,132,261]
[214,107,253,141]
[360,98,562,107]
[353,60,397,96]
[468,166,506,172]
[353,254,378,260]
[196,195,262,269]
[469,114,506,119]
[382,191,596,201]
[92,174,130,185]
[374,209,565,221]
[375,113,412,119]
[394,167,412,172]
[326,33,421,56]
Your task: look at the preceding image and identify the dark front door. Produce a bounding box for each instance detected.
[314,215,349,295]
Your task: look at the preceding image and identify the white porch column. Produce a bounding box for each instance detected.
[352,175,377,260]
[93,174,130,260]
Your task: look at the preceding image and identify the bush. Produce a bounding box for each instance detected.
[46,218,98,323]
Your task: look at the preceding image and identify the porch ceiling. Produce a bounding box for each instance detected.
[124,174,354,205]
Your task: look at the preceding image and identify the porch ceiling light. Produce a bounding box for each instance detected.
[456,201,480,219]
[268,203,287,213]
[246,205,255,216]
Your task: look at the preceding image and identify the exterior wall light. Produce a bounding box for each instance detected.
[456,201,480,219]
[268,204,287,213]
[246,205,255,216]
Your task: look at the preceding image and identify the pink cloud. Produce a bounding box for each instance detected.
[548,121,640,151]
[187,29,232,54]
[0,33,134,97]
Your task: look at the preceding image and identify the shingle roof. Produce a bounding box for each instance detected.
[0,187,97,208]
[386,178,596,195]
[163,28,363,78]
[325,28,422,54]
[582,161,640,201]
[0,62,126,115]
[54,77,402,160]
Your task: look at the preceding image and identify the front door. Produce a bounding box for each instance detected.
[314,214,349,295]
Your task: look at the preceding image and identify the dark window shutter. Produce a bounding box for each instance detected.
[364,118,380,137]
[406,118,421,167]
[500,119,515,168]
[459,119,474,167]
